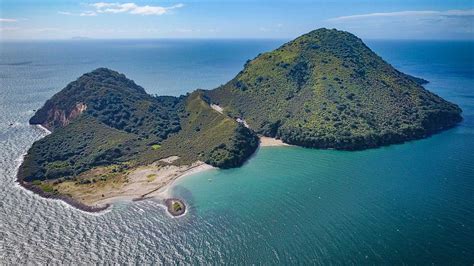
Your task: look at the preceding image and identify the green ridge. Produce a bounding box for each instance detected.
[19,70,258,183]
[206,28,462,149]
[18,28,462,188]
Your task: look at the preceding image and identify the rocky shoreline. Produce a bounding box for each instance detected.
[16,158,205,216]
[165,198,186,217]
[19,179,191,217]
[18,179,110,213]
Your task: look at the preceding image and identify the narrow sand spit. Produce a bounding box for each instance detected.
[91,161,214,207]
[33,103,287,211]
[18,160,214,214]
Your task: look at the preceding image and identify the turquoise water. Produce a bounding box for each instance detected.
[0,40,473,264]
[176,133,473,263]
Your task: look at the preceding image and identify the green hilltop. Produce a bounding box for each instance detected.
[20,68,258,182]
[206,28,462,149]
[18,28,462,192]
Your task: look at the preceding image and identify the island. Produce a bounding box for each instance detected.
[17,28,462,216]
[165,198,186,217]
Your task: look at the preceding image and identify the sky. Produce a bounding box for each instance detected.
[1,0,473,40]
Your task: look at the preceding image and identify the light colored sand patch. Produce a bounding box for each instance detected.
[159,155,179,164]
[93,161,213,206]
[54,161,214,208]
[210,104,224,114]
[148,163,215,198]
[260,136,291,147]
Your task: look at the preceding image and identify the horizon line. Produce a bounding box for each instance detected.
[2,37,474,42]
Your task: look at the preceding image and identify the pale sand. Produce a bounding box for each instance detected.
[159,155,180,164]
[35,102,285,210]
[260,136,291,147]
[210,104,224,114]
[57,161,214,208]
[94,162,214,206]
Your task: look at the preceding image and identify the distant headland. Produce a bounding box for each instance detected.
[17,28,462,216]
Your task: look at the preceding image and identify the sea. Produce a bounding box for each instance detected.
[0,39,473,264]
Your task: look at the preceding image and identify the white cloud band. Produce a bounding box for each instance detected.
[328,9,474,22]
[326,9,474,39]
[0,18,17,22]
[91,2,184,16]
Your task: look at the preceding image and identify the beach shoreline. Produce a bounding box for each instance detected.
[91,162,214,207]
[259,136,291,147]
[17,154,214,215]
[18,125,286,215]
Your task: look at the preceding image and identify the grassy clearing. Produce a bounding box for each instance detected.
[146,174,157,182]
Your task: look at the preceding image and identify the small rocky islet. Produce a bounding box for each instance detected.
[165,198,186,217]
[17,28,462,216]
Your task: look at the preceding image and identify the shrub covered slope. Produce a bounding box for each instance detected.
[19,28,462,185]
[206,28,462,149]
[19,69,258,182]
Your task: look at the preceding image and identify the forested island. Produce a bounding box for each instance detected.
[17,28,462,215]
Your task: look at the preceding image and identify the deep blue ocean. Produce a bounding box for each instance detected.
[0,39,473,264]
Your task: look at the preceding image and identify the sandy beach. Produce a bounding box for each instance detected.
[50,159,214,210]
[260,136,291,147]
[27,106,286,212]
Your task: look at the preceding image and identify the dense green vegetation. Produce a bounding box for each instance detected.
[20,115,138,181]
[206,28,462,149]
[156,91,259,168]
[19,69,258,182]
[19,28,462,186]
[30,68,182,140]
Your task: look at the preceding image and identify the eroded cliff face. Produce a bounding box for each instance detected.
[34,102,87,131]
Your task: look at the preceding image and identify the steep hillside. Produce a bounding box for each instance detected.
[156,91,259,168]
[19,69,258,185]
[206,28,462,149]
[30,68,181,141]
[18,29,463,210]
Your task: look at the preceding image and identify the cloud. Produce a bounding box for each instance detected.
[58,10,97,17]
[326,9,474,39]
[327,9,474,22]
[91,2,184,16]
[58,2,182,17]
[0,18,17,22]
[80,11,97,17]
[0,27,19,31]
[33,28,61,32]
